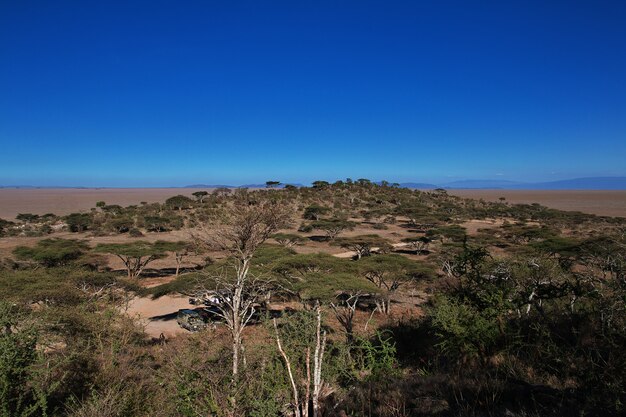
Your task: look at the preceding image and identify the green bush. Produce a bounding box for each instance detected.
[13,239,89,268]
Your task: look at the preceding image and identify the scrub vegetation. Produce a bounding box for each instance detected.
[1,180,625,416]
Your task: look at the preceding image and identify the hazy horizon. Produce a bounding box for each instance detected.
[2,175,626,190]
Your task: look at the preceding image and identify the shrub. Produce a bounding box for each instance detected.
[128,228,144,237]
[13,239,89,267]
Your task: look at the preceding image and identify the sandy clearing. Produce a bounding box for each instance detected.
[333,242,410,258]
[460,219,504,235]
[126,294,197,338]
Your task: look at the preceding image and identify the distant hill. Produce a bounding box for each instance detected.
[398,182,439,189]
[436,177,626,190]
[4,177,626,190]
[182,184,235,188]
[512,177,626,190]
[183,183,304,189]
[442,180,524,189]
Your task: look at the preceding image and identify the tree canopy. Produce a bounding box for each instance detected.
[94,241,168,278]
[310,218,356,240]
[13,239,89,267]
[331,234,392,259]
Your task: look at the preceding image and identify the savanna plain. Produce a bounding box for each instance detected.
[1,182,625,417]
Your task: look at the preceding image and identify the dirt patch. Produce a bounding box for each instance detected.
[460,219,504,236]
[126,294,197,338]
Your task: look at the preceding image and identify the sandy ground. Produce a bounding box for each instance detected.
[460,219,504,235]
[447,189,626,218]
[333,242,410,258]
[126,294,198,338]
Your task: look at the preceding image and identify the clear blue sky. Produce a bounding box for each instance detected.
[1,0,625,186]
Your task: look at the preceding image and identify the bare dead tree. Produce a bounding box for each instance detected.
[272,302,327,417]
[312,303,327,417]
[330,292,360,343]
[273,318,302,417]
[193,199,293,378]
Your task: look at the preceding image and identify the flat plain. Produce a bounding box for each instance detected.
[0,188,212,220]
[1,188,625,220]
[447,189,626,218]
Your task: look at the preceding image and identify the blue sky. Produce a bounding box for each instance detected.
[1,1,625,186]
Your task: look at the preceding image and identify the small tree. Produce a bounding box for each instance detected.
[272,303,327,417]
[13,239,89,267]
[108,216,134,234]
[0,219,13,237]
[427,224,467,243]
[395,205,430,227]
[66,213,92,232]
[272,233,306,248]
[192,191,209,203]
[292,271,378,342]
[357,254,431,314]
[95,242,167,279]
[273,253,349,279]
[265,181,281,189]
[101,204,123,215]
[311,218,356,240]
[165,195,194,211]
[303,204,331,221]
[311,181,329,189]
[193,199,293,378]
[401,236,432,254]
[329,292,361,343]
[16,213,40,223]
[154,240,196,276]
[142,215,172,232]
[331,234,392,259]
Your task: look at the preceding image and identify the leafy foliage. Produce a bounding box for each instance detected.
[13,239,89,267]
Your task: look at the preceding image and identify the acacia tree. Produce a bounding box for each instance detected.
[273,303,327,417]
[194,199,293,377]
[303,204,331,221]
[272,233,306,248]
[165,195,194,211]
[265,180,281,189]
[311,180,329,189]
[395,205,431,228]
[16,213,40,223]
[401,236,432,254]
[427,224,467,243]
[192,191,209,203]
[95,242,167,279]
[311,218,356,240]
[357,254,430,314]
[66,213,92,232]
[13,238,89,267]
[331,234,392,259]
[329,293,361,343]
[154,240,196,276]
